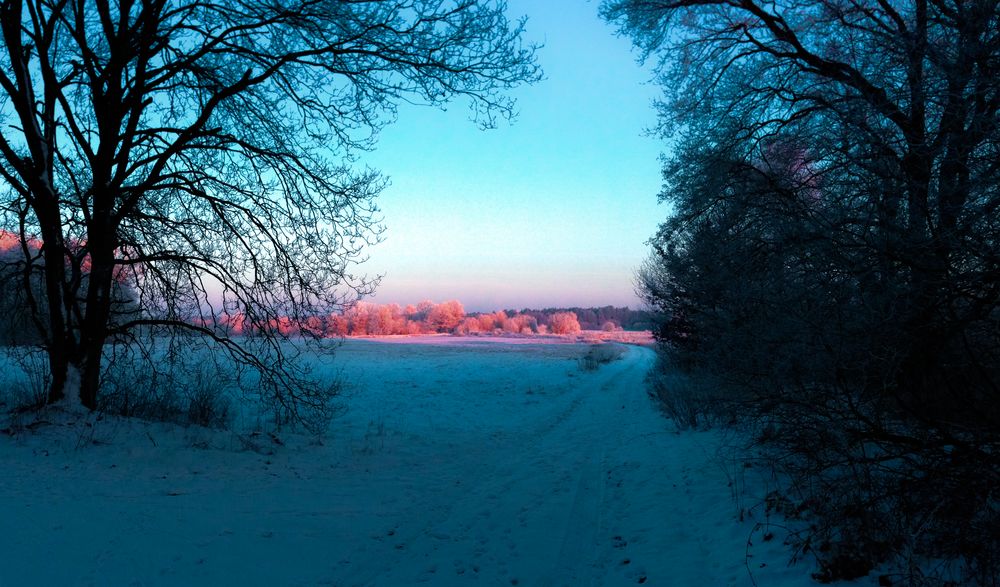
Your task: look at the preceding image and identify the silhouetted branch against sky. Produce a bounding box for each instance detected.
[0,0,540,416]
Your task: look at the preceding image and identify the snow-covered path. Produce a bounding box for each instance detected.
[0,341,842,586]
[339,344,815,587]
[347,345,657,586]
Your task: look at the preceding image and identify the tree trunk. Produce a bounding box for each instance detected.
[37,219,73,405]
[78,236,116,410]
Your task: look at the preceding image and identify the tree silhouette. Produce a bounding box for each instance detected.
[0,0,538,425]
[606,0,1000,580]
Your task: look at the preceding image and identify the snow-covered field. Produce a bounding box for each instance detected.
[0,340,866,586]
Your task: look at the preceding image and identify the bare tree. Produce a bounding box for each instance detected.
[0,0,538,424]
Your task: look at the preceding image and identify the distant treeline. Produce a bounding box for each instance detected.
[0,261,653,341]
[502,306,655,332]
[211,301,653,338]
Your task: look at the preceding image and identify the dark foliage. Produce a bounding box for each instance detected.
[605,0,1000,582]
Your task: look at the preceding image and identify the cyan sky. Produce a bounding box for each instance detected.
[361,0,665,313]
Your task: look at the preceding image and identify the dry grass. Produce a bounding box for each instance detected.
[578,343,627,371]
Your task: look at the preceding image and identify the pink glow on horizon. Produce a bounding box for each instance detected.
[0,229,134,285]
[0,231,18,252]
[369,286,643,314]
[362,259,644,313]
[0,230,42,254]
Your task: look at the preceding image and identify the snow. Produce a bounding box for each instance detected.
[0,340,871,586]
[52,364,87,414]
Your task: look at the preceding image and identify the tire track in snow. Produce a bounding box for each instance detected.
[533,348,653,586]
[348,345,654,586]
[337,356,603,585]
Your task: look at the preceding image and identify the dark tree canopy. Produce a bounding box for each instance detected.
[0,0,538,423]
[605,0,1000,581]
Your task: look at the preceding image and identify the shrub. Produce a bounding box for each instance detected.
[95,342,303,432]
[0,347,50,410]
[646,356,729,429]
[578,343,626,371]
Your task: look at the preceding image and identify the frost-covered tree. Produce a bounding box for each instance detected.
[326,313,349,338]
[0,0,538,422]
[477,313,498,332]
[547,312,580,335]
[455,316,481,335]
[426,300,465,332]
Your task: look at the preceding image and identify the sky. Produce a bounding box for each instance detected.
[360,0,666,313]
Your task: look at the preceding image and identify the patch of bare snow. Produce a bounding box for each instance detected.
[51,364,88,415]
[0,341,872,586]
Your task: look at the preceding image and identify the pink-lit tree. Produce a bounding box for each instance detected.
[426,300,465,332]
[548,312,581,335]
[326,314,350,338]
[456,317,482,335]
